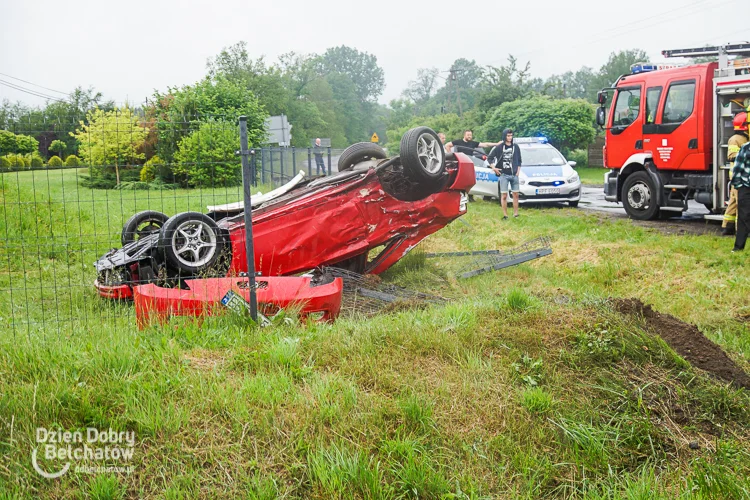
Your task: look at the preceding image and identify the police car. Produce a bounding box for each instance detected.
[469,137,581,207]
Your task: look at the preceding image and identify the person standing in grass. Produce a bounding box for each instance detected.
[487,128,522,220]
[723,112,749,236]
[730,141,750,252]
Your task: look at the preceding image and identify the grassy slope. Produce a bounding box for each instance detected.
[575,167,607,186]
[0,171,749,499]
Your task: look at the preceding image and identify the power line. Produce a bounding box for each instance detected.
[483,0,733,66]
[0,79,69,103]
[0,71,69,96]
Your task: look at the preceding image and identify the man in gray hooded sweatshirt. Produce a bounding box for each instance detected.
[487,128,522,219]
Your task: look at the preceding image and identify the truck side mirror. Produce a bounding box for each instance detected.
[596,107,606,127]
[597,91,607,105]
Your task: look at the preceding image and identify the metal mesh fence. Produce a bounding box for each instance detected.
[0,112,346,335]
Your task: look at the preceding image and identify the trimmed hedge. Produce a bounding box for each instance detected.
[48,155,64,168]
[64,155,80,167]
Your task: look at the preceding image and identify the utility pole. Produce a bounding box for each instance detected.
[450,69,463,117]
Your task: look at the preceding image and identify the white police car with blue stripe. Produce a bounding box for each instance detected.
[469,137,581,207]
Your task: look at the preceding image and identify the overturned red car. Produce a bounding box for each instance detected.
[94,127,475,299]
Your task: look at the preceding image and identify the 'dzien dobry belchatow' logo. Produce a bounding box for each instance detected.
[32,427,136,479]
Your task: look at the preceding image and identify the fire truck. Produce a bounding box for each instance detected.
[595,43,750,220]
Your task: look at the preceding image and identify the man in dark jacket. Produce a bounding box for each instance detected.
[731,141,750,252]
[487,128,522,219]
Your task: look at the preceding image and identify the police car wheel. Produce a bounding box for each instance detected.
[337,142,387,171]
[399,126,446,185]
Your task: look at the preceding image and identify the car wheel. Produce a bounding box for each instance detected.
[399,127,446,185]
[568,200,579,208]
[337,142,387,172]
[158,212,228,274]
[622,171,659,220]
[121,210,169,246]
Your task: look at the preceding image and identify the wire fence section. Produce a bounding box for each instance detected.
[0,112,341,335]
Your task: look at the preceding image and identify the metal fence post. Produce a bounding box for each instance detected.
[292,147,296,178]
[238,116,258,321]
[260,148,265,185]
[280,147,285,182]
[307,148,312,177]
[327,147,332,175]
[269,149,274,185]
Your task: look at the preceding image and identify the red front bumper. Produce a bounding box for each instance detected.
[133,276,343,329]
[94,280,134,300]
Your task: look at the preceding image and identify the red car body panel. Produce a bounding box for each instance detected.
[133,276,343,329]
[227,156,475,277]
[95,156,475,299]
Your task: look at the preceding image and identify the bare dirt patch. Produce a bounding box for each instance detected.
[589,211,721,237]
[612,298,750,389]
[184,349,226,371]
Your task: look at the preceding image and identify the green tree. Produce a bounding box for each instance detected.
[48,139,67,157]
[0,130,17,155]
[71,107,148,185]
[481,97,596,155]
[476,56,534,120]
[174,119,263,187]
[150,76,266,160]
[402,68,441,107]
[318,46,385,102]
[593,49,648,90]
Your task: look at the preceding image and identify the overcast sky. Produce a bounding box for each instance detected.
[1,0,748,109]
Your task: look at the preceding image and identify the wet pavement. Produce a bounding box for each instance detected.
[577,185,710,221]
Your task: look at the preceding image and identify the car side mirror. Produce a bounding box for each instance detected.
[597,90,607,105]
[568,161,577,167]
[596,107,606,127]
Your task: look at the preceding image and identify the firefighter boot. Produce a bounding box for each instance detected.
[722,222,736,236]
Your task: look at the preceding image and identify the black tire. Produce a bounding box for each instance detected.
[399,127,446,185]
[121,210,169,246]
[622,171,659,220]
[337,142,387,172]
[569,200,579,208]
[158,212,228,274]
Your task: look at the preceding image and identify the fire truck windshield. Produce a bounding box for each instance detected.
[612,88,641,127]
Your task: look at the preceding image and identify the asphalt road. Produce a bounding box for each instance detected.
[577,185,711,220]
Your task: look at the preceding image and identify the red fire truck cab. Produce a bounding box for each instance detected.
[596,43,750,220]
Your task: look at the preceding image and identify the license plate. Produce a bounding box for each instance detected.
[536,188,560,195]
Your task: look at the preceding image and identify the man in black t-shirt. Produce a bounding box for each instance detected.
[445,130,499,154]
[487,128,522,219]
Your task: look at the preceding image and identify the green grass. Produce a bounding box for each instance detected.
[1,171,749,498]
[576,166,608,185]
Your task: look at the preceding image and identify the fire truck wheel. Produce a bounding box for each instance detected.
[622,171,659,220]
[400,126,446,185]
[337,143,387,171]
[121,210,169,246]
[158,212,229,274]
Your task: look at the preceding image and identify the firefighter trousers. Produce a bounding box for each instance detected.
[734,187,750,251]
[723,187,738,228]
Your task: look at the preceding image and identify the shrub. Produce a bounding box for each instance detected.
[174,121,242,187]
[568,149,588,169]
[29,153,44,169]
[64,155,80,167]
[140,155,164,182]
[48,140,67,157]
[0,156,10,170]
[48,155,64,168]
[6,154,28,170]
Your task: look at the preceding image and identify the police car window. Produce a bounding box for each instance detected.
[662,81,695,124]
[521,147,566,166]
[646,87,662,124]
[612,88,641,127]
